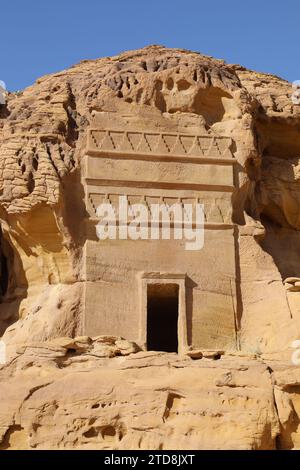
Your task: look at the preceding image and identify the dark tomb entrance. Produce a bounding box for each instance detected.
[147,283,179,352]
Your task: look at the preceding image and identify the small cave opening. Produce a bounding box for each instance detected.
[27,172,35,194]
[0,229,11,299]
[0,228,24,303]
[0,226,28,336]
[257,119,300,160]
[0,250,8,297]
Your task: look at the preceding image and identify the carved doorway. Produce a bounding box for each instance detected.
[147,283,179,352]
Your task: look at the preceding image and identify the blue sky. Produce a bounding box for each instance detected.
[0,0,299,91]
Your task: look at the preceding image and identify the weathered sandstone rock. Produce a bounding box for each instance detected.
[0,46,300,449]
[0,345,281,450]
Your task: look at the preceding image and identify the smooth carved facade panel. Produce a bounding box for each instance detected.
[85,157,234,189]
[83,127,238,351]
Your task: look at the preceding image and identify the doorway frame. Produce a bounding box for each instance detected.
[138,271,187,354]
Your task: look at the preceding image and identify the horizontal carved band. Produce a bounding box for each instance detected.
[87,192,233,225]
[87,129,234,160]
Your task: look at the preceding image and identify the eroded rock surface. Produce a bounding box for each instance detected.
[1,341,300,450]
[0,342,281,450]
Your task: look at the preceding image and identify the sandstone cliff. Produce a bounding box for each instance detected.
[0,46,300,449]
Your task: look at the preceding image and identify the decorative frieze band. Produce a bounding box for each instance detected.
[87,192,232,226]
[87,129,234,161]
